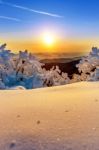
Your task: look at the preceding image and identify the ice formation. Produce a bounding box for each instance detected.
[0,43,70,89]
[0,43,99,89]
[76,47,99,81]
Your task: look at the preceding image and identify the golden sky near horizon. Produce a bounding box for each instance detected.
[1,38,97,55]
[1,0,99,56]
[1,30,99,55]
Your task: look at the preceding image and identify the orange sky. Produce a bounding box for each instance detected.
[1,36,99,55]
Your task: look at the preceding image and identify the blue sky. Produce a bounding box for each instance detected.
[0,0,99,53]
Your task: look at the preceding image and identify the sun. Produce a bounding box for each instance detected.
[43,32,55,46]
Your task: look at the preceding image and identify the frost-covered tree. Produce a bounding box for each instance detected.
[88,67,99,81]
[71,73,89,83]
[43,66,70,87]
[0,43,70,89]
[76,47,99,82]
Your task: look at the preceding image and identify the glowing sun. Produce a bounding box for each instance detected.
[43,32,55,46]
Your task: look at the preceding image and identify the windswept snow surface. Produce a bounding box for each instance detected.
[0,82,99,150]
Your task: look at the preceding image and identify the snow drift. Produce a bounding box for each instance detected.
[0,81,99,150]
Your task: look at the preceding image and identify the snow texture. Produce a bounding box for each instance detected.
[0,82,99,150]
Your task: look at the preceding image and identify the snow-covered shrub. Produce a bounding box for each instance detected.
[88,67,99,81]
[43,66,70,87]
[76,47,99,81]
[0,43,70,89]
[71,74,81,83]
[71,73,89,83]
[0,79,5,89]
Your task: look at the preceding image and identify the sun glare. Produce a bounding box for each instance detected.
[43,32,55,46]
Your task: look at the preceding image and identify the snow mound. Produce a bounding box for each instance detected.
[9,86,26,90]
[0,81,99,150]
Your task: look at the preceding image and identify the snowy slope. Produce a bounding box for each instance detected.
[0,82,99,150]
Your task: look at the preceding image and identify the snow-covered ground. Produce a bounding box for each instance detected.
[0,82,99,150]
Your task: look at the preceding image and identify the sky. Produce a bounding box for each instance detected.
[0,0,99,54]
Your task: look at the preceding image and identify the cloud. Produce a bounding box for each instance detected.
[1,1,63,18]
[0,16,20,22]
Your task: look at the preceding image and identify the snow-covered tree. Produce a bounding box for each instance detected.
[88,67,99,81]
[76,47,99,82]
[0,43,70,89]
[43,66,70,87]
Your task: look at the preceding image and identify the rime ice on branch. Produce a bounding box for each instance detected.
[76,47,99,81]
[1,43,99,89]
[0,43,70,89]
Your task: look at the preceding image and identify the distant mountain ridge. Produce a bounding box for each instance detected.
[41,56,81,63]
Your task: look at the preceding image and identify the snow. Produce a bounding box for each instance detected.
[67,47,99,82]
[1,43,99,89]
[0,43,70,89]
[0,82,99,149]
[77,47,99,73]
